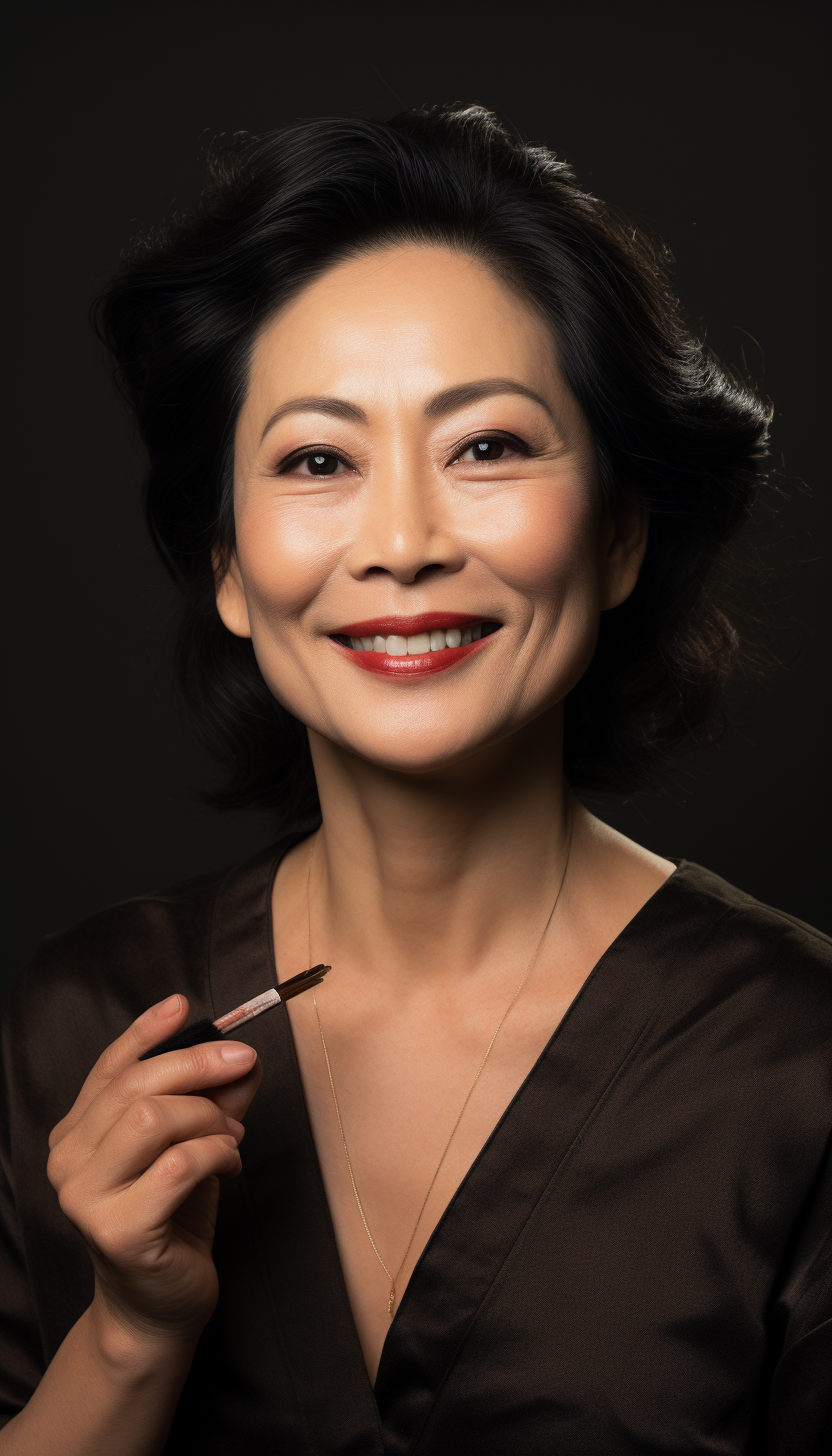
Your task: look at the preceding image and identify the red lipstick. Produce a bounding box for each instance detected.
[329,614,501,677]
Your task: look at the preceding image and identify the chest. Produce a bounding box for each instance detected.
[202,940,789,1456]
[284,968,583,1384]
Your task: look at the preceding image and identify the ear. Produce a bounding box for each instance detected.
[598,493,649,611]
[212,545,252,639]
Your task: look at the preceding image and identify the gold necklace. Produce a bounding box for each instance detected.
[306,815,573,1319]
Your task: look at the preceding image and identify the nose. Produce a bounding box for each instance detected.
[344,461,466,585]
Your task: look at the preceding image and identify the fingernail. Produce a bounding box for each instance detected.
[228,1119,246,1143]
[220,1043,256,1065]
[153,994,182,1017]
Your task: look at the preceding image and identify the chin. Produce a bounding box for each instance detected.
[312,711,505,778]
[317,696,546,779]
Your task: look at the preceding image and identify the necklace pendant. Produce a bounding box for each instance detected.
[388,1286,396,1318]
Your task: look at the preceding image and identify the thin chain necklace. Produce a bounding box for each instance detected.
[307,813,573,1319]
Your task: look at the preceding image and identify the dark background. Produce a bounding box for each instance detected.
[6,0,830,1003]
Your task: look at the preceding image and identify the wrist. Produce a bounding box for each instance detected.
[86,1295,203,1383]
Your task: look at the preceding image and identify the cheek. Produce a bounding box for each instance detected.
[471,479,604,716]
[470,480,600,603]
[234,495,344,622]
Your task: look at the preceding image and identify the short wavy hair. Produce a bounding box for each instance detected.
[96,103,772,816]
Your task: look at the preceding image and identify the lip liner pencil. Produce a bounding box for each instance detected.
[139,965,331,1060]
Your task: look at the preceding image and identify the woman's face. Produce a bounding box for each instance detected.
[219,244,645,774]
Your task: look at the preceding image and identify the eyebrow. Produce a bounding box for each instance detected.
[259,396,367,442]
[424,378,558,422]
[258,378,560,444]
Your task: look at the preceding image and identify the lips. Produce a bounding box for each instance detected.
[328,615,501,677]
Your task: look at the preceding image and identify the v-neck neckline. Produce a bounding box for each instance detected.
[207,834,717,1454]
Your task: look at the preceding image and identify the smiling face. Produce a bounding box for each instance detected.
[217,243,646,774]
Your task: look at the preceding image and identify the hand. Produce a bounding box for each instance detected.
[46,995,262,1352]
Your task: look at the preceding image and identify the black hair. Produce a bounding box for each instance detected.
[96,103,772,815]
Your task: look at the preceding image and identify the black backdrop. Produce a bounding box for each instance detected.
[6,0,830,1003]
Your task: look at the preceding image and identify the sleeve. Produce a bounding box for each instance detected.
[761,1128,832,1453]
[0,935,104,1426]
[0,868,223,1427]
[0,1015,47,1425]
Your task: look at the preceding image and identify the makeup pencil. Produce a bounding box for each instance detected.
[139,964,331,1059]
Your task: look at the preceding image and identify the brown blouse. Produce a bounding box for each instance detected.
[1,834,831,1453]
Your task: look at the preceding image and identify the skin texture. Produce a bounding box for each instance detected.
[7,245,675,1452]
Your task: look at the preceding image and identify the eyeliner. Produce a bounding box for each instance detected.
[139,964,331,1060]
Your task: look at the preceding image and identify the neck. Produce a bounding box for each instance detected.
[306,707,573,994]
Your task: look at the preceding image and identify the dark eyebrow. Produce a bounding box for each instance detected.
[423,377,559,423]
[260,396,368,443]
[259,377,559,445]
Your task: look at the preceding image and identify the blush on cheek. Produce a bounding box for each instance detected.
[235,498,343,619]
[473,484,597,595]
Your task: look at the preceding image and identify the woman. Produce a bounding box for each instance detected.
[1,105,829,1454]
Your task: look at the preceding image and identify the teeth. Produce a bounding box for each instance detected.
[406,632,431,654]
[347,623,496,654]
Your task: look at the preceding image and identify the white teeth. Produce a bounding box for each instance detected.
[407,632,431,655]
[345,623,495,654]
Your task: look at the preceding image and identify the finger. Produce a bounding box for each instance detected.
[83,1095,245,1195]
[69,1039,258,1154]
[64,1040,256,1157]
[116,1134,243,1235]
[205,1055,263,1122]
[51,995,190,1142]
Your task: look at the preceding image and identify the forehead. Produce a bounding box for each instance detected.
[244,243,561,410]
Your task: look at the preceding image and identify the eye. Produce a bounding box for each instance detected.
[276,445,355,480]
[278,449,351,477]
[452,434,528,464]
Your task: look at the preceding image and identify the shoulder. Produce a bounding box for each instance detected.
[673,860,832,973]
[1,842,284,1122]
[8,861,228,1022]
[580,815,831,1014]
[658,860,832,1060]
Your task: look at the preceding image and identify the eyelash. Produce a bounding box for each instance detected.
[451,432,533,464]
[275,431,532,476]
